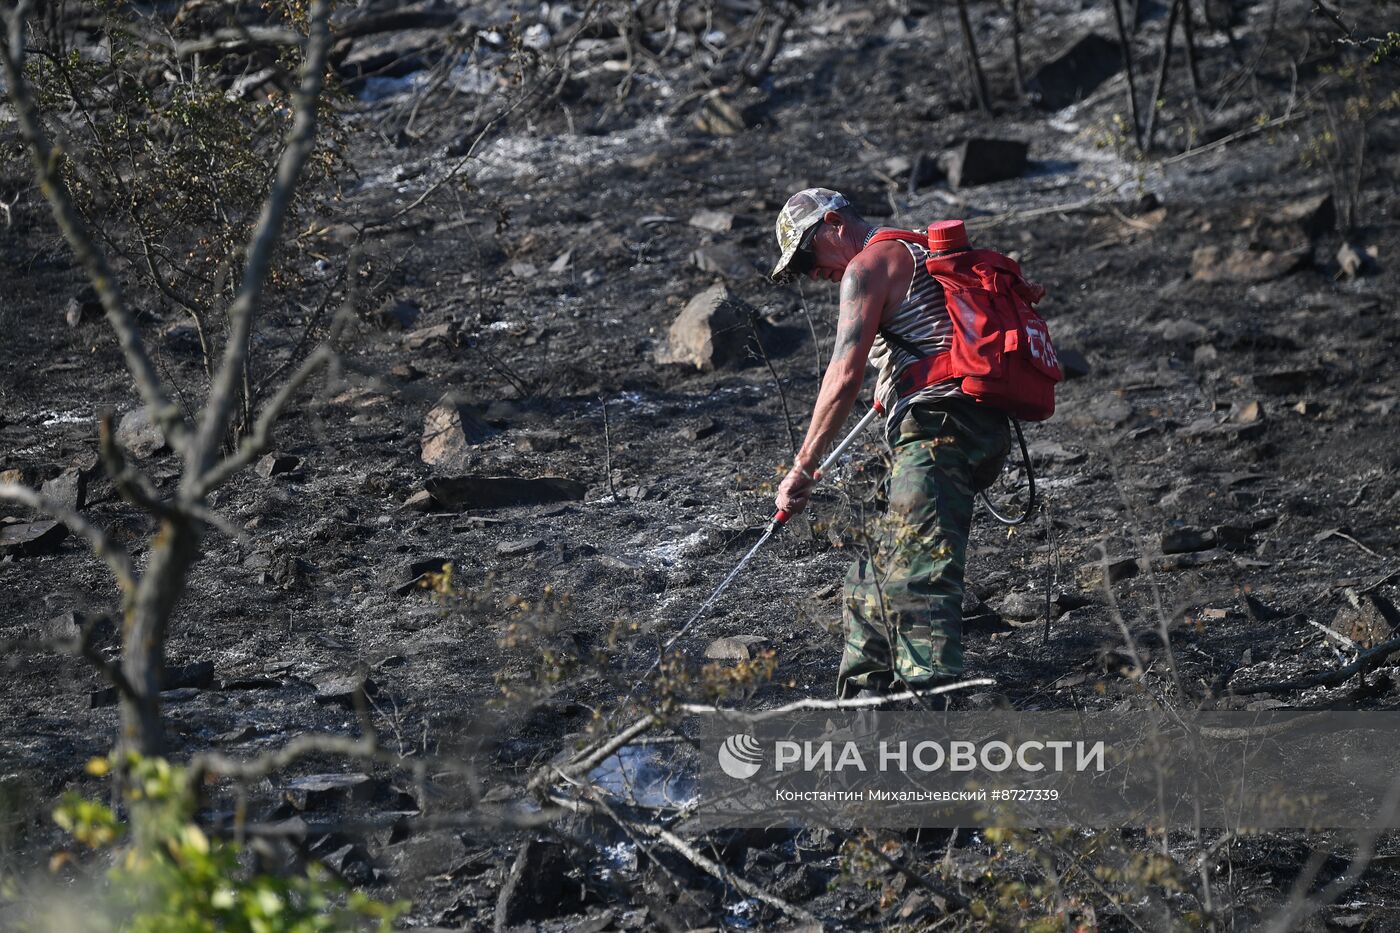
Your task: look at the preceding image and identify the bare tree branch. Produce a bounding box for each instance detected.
[192,307,351,499]
[182,0,333,491]
[527,714,658,797]
[0,482,135,597]
[0,1,187,450]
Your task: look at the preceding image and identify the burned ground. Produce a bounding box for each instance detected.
[3,0,1400,929]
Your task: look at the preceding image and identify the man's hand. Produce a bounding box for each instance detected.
[775,464,815,517]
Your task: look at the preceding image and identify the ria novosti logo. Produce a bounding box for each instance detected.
[718,734,763,780]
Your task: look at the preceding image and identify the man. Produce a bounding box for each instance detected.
[770,188,1010,702]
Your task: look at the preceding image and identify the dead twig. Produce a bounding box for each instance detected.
[551,790,821,924]
[677,679,995,720]
[747,315,799,461]
[1229,631,1400,696]
[601,396,619,501]
[526,714,659,797]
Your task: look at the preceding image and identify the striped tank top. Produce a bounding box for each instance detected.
[867,231,965,442]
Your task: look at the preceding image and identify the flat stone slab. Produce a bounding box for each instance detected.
[425,475,587,511]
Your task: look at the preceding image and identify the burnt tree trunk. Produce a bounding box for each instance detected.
[1143,0,1183,150]
[955,0,992,113]
[1011,0,1026,99]
[1110,0,1144,150]
[120,518,201,756]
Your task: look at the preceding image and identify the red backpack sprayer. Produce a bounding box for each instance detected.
[634,220,1062,692]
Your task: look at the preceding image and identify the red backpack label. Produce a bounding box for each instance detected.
[867,227,1062,422]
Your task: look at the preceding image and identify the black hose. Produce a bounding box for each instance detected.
[980,418,1035,526]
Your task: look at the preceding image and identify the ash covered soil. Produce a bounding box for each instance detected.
[3,0,1400,928]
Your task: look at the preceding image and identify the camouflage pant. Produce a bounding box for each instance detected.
[836,399,1010,699]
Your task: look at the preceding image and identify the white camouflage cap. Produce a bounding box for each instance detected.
[770,187,850,281]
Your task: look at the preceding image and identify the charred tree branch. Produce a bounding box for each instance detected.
[0,482,136,597]
[183,0,332,490]
[0,1,187,451]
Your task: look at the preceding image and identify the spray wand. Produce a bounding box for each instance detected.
[626,400,884,697]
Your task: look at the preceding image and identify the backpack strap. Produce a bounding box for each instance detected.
[865,228,927,249]
[862,228,962,395]
[865,230,934,364]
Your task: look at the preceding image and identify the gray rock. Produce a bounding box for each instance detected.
[514,430,568,453]
[40,468,86,511]
[383,556,452,595]
[1278,192,1335,238]
[1253,367,1327,394]
[998,590,1044,622]
[693,93,763,135]
[284,773,377,811]
[376,298,422,330]
[497,537,544,558]
[1191,245,1308,283]
[313,674,379,708]
[324,842,374,886]
[0,520,68,557]
[704,634,771,660]
[1070,395,1133,428]
[548,250,573,274]
[400,490,438,512]
[683,417,719,441]
[656,283,753,370]
[1155,318,1210,343]
[1077,558,1139,588]
[688,210,735,233]
[425,475,587,511]
[1177,417,1265,442]
[404,322,455,351]
[255,453,302,478]
[1026,33,1123,110]
[944,138,1028,188]
[116,408,167,458]
[420,394,493,471]
[1336,242,1367,279]
[64,287,102,327]
[1331,595,1399,649]
[1058,348,1091,379]
[1161,527,1216,554]
[497,839,587,927]
[688,243,754,280]
[1026,440,1086,465]
[1230,400,1264,424]
[43,610,114,646]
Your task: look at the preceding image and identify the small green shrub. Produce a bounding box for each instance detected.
[40,754,406,933]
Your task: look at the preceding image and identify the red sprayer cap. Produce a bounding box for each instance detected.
[928,220,969,252]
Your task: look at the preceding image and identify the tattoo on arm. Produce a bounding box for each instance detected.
[830,265,870,364]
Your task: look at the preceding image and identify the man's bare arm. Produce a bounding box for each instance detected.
[775,256,891,515]
[796,262,885,470]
